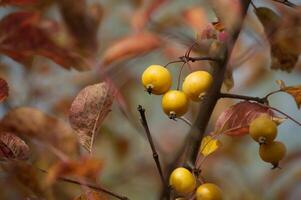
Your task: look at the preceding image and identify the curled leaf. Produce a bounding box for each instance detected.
[45,157,102,186]
[101,32,161,66]
[0,132,30,160]
[200,136,220,156]
[69,82,115,152]
[214,101,281,136]
[0,78,9,102]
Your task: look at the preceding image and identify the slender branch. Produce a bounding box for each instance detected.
[137,105,166,187]
[38,168,129,200]
[265,105,301,126]
[178,117,192,127]
[183,0,252,169]
[271,0,297,8]
[219,93,267,104]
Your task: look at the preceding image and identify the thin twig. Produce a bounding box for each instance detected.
[38,168,129,200]
[219,93,267,104]
[137,105,166,188]
[177,62,187,90]
[271,0,297,8]
[164,60,183,68]
[265,105,301,127]
[178,117,192,127]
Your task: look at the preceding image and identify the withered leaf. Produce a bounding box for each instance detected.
[0,107,78,154]
[0,11,89,70]
[69,82,115,152]
[255,7,299,72]
[101,32,161,66]
[0,78,9,102]
[214,101,281,136]
[282,85,301,109]
[1,161,45,197]
[45,157,102,186]
[0,0,37,6]
[0,132,30,160]
[74,190,107,200]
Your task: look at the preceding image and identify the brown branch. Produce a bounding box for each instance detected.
[137,105,166,188]
[271,0,297,8]
[219,93,267,104]
[183,0,252,169]
[38,168,129,200]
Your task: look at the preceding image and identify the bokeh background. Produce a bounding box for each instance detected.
[0,0,301,199]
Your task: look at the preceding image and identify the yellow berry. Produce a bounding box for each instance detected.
[182,71,213,101]
[141,65,172,95]
[169,167,196,195]
[259,141,286,167]
[162,90,189,118]
[249,116,277,144]
[196,183,222,200]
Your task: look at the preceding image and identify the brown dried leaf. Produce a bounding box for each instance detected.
[214,101,279,136]
[0,78,9,102]
[0,132,30,160]
[282,85,301,109]
[1,161,45,197]
[255,7,300,72]
[69,82,115,152]
[0,0,37,6]
[0,107,78,154]
[101,32,161,66]
[46,157,102,186]
[74,190,107,200]
[0,12,89,70]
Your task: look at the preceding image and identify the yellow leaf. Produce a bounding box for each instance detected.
[200,136,220,156]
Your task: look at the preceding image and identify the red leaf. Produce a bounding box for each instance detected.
[0,12,89,70]
[0,0,37,6]
[101,32,161,66]
[0,132,30,161]
[214,101,278,136]
[0,78,9,102]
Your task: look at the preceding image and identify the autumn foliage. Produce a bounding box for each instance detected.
[0,0,301,200]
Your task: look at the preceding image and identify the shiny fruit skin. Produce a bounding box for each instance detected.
[196,183,222,200]
[162,90,189,118]
[169,167,196,195]
[259,141,286,166]
[141,65,172,95]
[249,116,277,144]
[182,71,213,101]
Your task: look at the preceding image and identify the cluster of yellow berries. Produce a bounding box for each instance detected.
[169,167,222,200]
[142,65,213,118]
[249,116,286,168]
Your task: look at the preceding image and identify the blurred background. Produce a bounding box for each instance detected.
[0,0,301,199]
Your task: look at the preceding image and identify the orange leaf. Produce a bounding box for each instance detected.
[45,157,102,186]
[101,32,161,66]
[183,7,208,35]
[0,78,8,102]
[74,190,107,200]
[215,101,280,136]
[282,85,301,109]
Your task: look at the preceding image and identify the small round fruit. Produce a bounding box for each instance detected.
[249,116,277,144]
[259,141,286,167]
[162,90,189,118]
[182,71,213,101]
[141,65,172,95]
[169,167,196,195]
[196,183,222,200]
